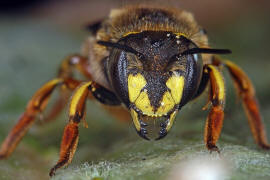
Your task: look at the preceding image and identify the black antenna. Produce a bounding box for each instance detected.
[181,48,231,56]
[97,41,139,55]
[98,40,231,57]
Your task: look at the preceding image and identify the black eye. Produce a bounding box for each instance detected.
[106,50,130,107]
[192,53,203,70]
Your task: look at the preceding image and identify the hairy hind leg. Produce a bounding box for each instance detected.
[0,54,91,159]
[213,56,270,149]
[0,78,79,158]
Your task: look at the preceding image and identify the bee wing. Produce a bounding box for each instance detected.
[85,20,103,35]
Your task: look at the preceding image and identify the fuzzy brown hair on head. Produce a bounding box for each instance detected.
[87,5,209,90]
[96,5,208,47]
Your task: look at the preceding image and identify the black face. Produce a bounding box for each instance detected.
[107,31,203,103]
[101,31,203,140]
[99,31,231,140]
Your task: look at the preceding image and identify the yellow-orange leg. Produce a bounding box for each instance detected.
[58,54,92,80]
[41,54,92,123]
[0,79,65,159]
[215,59,270,149]
[49,81,92,177]
[0,77,83,159]
[204,65,225,152]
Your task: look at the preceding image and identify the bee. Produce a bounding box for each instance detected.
[0,5,269,176]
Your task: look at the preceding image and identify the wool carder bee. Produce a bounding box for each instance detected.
[0,5,269,176]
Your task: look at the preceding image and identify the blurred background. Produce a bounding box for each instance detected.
[0,0,270,179]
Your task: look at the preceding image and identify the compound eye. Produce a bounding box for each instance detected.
[107,50,130,107]
[191,53,203,74]
[192,53,202,64]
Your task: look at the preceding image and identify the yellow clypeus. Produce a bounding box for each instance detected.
[166,75,184,104]
[128,73,185,117]
[156,91,175,116]
[128,73,147,103]
[134,90,154,116]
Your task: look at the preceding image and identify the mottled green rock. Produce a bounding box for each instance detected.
[0,11,270,180]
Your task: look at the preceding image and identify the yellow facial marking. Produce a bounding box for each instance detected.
[123,31,140,37]
[128,74,147,103]
[129,75,185,117]
[128,74,184,117]
[156,91,175,116]
[134,91,154,116]
[130,109,140,131]
[166,111,177,132]
[69,82,92,116]
[33,78,63,107]
[174,32,187,38]
[208,65,225,101]
[166,76,185,104]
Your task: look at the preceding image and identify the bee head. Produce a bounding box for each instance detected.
[99,31,231,140]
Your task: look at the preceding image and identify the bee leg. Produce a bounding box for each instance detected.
[204,65,225,153]
[49,80,124,176]
[214,57,270,149]
[0,78,80,159]
[51,55,127,123]
[51,55,128,123]
[40,54,92,124]
[49,82,92,176]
